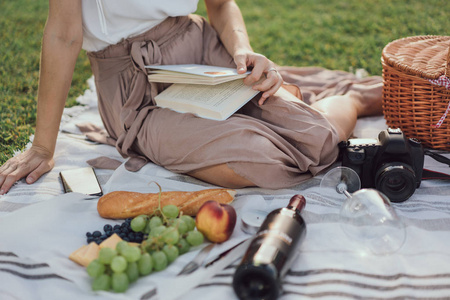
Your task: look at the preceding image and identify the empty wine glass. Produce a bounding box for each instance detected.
[320,166,406,255]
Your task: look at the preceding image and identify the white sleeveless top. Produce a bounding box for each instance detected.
[81,0,199,51]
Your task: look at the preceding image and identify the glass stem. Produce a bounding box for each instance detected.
[343,189,352,199]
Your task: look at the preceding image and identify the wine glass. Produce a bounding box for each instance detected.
[320,166,406,255]
[319,166,361,196]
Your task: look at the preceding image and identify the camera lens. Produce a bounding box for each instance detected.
[375,163,416,202]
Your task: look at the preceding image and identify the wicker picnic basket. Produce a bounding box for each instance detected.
[381,35,450,151]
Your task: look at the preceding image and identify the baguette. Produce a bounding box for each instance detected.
[97,188,236,219]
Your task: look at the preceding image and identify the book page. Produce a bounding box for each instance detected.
[146,64,248,78]
[158,80,248,109]
[146,64,250,85]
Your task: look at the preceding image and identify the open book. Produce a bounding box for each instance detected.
[148,64,260,120]
[154,79,260,121]
[146,64,250,85]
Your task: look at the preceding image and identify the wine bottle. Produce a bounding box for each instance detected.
[232,194,307,300]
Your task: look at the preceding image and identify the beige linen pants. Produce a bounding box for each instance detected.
[87,15,341,189]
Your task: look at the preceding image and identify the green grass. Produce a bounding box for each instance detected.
[0,0,91,163]
[1,0,449,164]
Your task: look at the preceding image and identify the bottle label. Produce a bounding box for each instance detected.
[253,243,278,263]
[256,229,293,245]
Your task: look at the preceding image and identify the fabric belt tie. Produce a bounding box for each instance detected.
[85,16,193,172]
[115,40,163,171]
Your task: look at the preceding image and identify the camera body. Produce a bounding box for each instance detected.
[341,128,424,202]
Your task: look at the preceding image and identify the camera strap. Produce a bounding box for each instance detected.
[422,169,450,180]
[422,150,450,180]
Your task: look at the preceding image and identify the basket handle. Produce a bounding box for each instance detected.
[446,41,450,78]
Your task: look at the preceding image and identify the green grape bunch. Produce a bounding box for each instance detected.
[86,203,205,293]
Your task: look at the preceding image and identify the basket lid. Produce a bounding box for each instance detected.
[382,35,450,80]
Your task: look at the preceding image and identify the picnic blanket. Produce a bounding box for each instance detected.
[1,76,450,300]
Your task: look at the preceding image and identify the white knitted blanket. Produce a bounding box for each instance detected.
[1,77,449,300]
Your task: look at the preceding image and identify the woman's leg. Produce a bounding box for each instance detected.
[187,83,383,188]
[188,164,255,188]
[311,83,383,141]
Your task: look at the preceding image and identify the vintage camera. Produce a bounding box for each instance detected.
[340,128,424,202]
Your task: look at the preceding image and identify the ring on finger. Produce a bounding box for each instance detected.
[267,67,278,74]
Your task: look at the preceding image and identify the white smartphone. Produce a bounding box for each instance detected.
[59,167,103,196]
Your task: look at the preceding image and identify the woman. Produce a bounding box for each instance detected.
[0,0,382,194]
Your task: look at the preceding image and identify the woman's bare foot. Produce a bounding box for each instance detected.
[348,82,383,117]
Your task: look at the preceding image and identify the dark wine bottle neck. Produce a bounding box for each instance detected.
[286,194,306,213]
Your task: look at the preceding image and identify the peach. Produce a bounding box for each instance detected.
[195,200,237,243]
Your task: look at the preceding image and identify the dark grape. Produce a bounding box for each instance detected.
[103,224,113,232]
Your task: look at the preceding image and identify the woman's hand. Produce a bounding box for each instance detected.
[234,49,283,105]
[203,0,282,105]
[0,146,54,195]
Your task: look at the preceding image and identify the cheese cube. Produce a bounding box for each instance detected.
[99,233,123,249]
[69,242,100,267]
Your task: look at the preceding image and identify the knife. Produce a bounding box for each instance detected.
[177,243,215,276]
[203,238,250,268]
